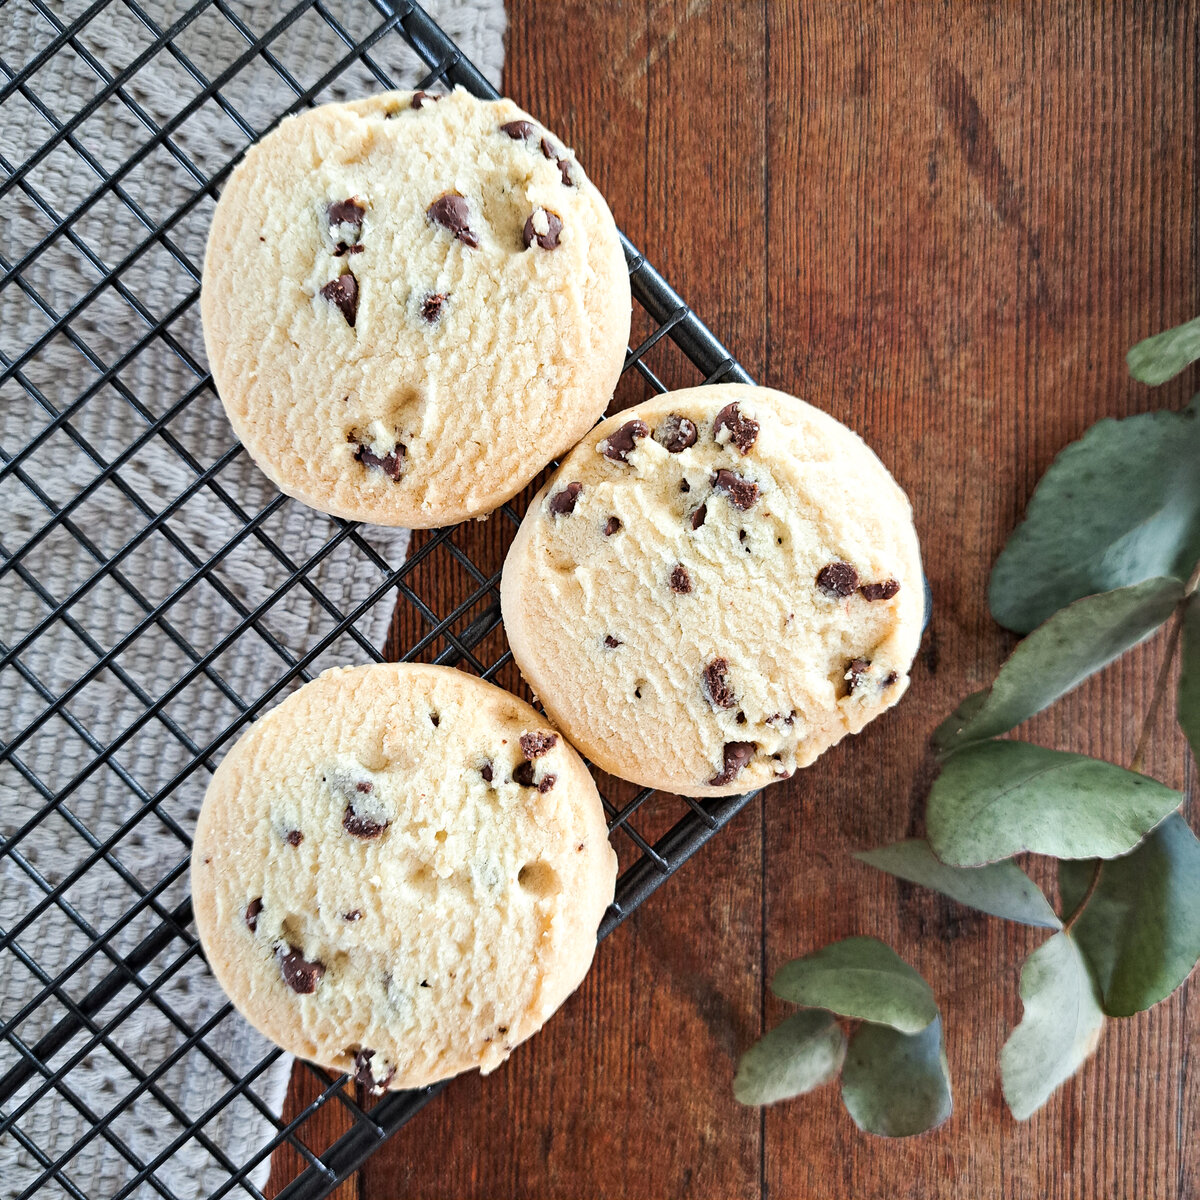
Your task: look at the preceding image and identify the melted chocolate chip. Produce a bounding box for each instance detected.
[604,516,622,536]
[500,119,537,140]
[356,442,405,481]
[656,414,698,453]
[845,657,871,692]
[712,469,758,510]
[548,482,582,515]
[320,273,358,326]
[766,710,796,727]
[481,762,494,783]
[537,774,557,794]
[557,158,574,186]
[244,897,262,932]
[670,564,692,594]
[713,402,759,453]
[427,193,480,247]
[882,670,899,687]
[522,209,563,250]
[691,503,708,530]
[603,419,650,463]
[352,1047,396,1093]
[817,562,859,598]
[513,760,537,787]
[327,199,365,229]
[333,242,365,256]
[710,741,756,786]
[520,731,558,759]
[343,910,363,922]
[604,635,622,648]
[411,90,440,109]
[285,830,303,846]
[703,658,736,709]
[430,712,440,727]
[421,292,447,322]
[539,136,557,160]
[355,780,374,794]
[860,579,901,602]
[680,479,691,493]
[343,804,390,839]
[278,944,325,993]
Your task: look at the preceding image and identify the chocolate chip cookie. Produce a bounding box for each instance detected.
[191,664,616,1090]
[499,385,925,796]
[201,88,630,527]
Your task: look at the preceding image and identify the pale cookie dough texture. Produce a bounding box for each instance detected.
[191,664,617,1091]
[501,385,925,797]
[201,88,630,527]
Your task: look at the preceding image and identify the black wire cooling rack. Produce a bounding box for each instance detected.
[0,2,757,1197]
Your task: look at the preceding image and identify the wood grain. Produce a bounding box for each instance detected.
[276,2,1199,1196]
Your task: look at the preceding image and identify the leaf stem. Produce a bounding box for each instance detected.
[1062,859,1102,931]
[1129,605,1186,775]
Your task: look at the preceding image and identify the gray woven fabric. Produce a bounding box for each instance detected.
[0,2,503,1196]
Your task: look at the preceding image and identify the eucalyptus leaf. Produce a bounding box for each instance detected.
[1059,814,1200,1017]
[1001,933,1104,1120]
[988,398,1200,633]
[1127,313,1200,386]
[857,839,1061,929]
[771,937,937,1034]
[935,579,1182,757]
[840,1016,953,1138]
[1180,592,1200,764]
[931,690,989,756]
[733,1010,847,1106]
[926,741,1181,866]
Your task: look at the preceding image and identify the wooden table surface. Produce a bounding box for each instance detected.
[268,3,1198,1197]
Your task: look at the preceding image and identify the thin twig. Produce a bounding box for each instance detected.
[1063,859,1103,931]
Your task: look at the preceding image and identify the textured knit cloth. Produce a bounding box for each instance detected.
[0,3,503,1196]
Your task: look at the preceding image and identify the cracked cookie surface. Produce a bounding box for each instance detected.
[190,663,616,1091]
[201,88,630,527]
[500,385,925,797]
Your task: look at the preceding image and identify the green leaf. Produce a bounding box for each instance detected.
[856,839,1061,929]
[771,937,937,1034]
[1127,314,1200,385]
[926,741,1181,866]
[840,1016,953,1137]
[733,1010,847,1106]
[1001,933,1104,1120]
[936,579,1183,757]
[1059,814,1200,1017]
[988,398,1200,633]
[1180,592,1200,764]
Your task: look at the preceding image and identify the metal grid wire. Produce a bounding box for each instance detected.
[0,2,756,1197]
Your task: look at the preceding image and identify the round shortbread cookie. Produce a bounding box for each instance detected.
[500,385,925,797]
[190,664,616,1091]
[200,87,630,527]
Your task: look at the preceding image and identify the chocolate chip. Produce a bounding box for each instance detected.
[343,910,363,922]
[327,199,365,229]
[522,209,563,250]
[845,658,871,692]
[548,482,582,515]
[557,158,574,186]
[882,670,899,686]
[670,564,692,594]
[320,273,358,326]
[656,414,698,453]
[481,762,494,783]
[356,442,405,481]
[766,710,796,727]
[285,830,303,846]
[539,136,557,160]
[352,1047,395,1094]
[520,731,558,759]
[604,635,622,648]
[680,479,691,493]
[244,897,262,932]
[691,503,707,530]
[537,774,557,793]
[860,579,901,602]
[604,516,622,536]
[817,562,859,598]
[602,419,650,463]
[713,402,759,453]
[420,292,447,322]
[278,944,324,993]
[703,658,735,709]
[411,90,440,109]
[334,242,365,256]
[710,741,756,786]
[712,469,758,510]
[343,804,390,839]
[500,119,537,140]
[513,760,537,787]
[355,780,374,794]
[430,712,440,727]
[420,979,430,987]
[736,711,747,724]
[738,529,747,542]
[427,193,480,247]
